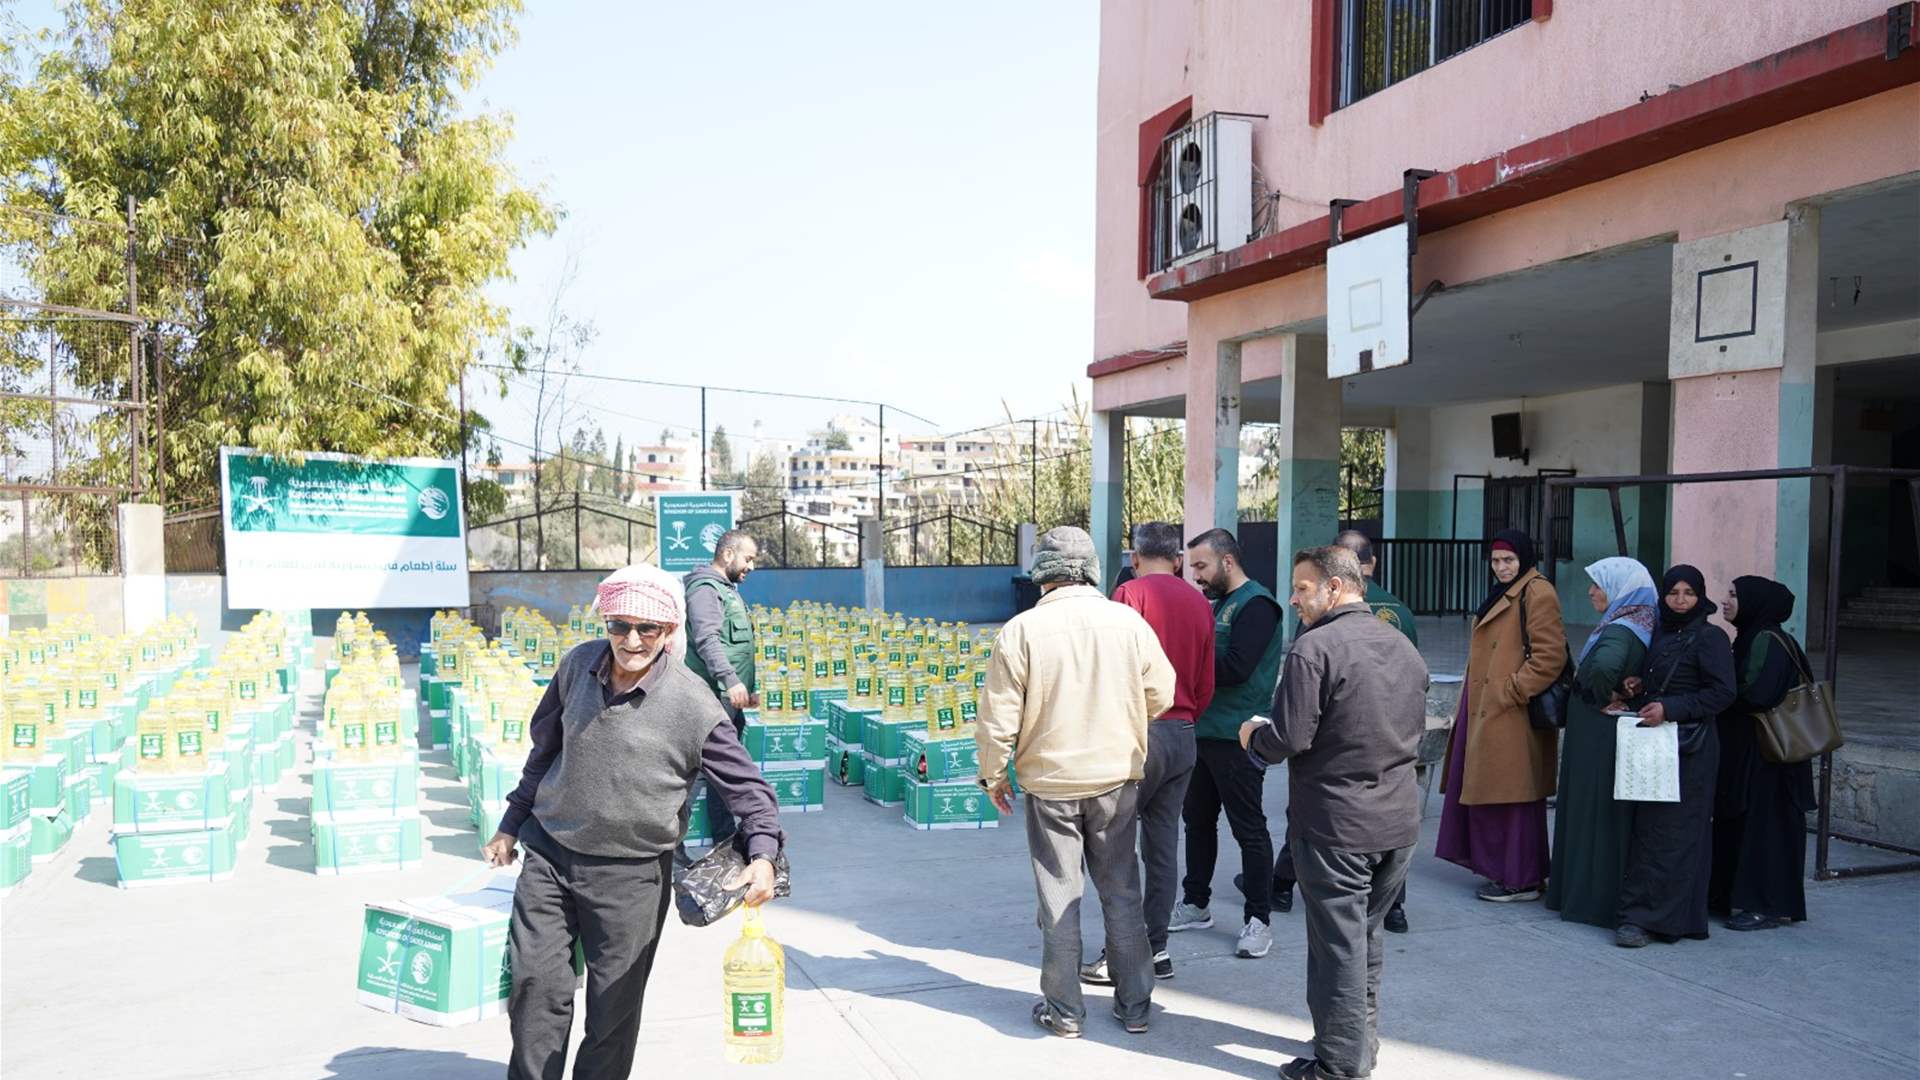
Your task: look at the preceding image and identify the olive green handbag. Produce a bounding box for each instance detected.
[1753,631,1843,764]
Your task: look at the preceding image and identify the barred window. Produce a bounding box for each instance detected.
[1338,0,1532,109]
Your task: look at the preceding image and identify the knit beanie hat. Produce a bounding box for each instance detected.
[1030,526,1100,587]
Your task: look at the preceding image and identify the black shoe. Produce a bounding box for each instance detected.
[1384,902,1408,934]
[1111,1003,1148,1035]
[1274,880,1294,914]
[1278,1057,1327,1080]
[1032,1001,1082,1039]
[1726,911,1786,932]
[1615,923,1650,949]
[1152,950,1174,980]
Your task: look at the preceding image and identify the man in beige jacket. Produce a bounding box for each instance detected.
[977,526,1176,1039]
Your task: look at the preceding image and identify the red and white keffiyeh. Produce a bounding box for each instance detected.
[593,563,686,661]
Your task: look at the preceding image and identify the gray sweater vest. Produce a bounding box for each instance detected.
[531,641,725,858]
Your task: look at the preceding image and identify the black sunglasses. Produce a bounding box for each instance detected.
[605,619,668,640]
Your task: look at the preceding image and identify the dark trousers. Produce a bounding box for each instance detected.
[1139,721,1197,952]
[1292,836,1415,1080]
[1183,737,1272,924]
[1274,807,1407,910]
[508,817,674,1080]
[703,703,747,842]
[1026,784,1153,1024]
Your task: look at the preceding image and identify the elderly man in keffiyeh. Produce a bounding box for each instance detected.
[484,564,785,1080]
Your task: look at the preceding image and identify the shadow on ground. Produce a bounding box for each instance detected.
[323,1046,506,1079]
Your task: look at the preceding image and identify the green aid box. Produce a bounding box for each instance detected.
[902,731,981,782]
[29,754,69,811]
[861,716,923,761]
[253,735,291,790]
[30,810,74,860]
[826,734,864,787]
[682,780,711,848]
[113,815,240,887]
[474,800,507,847]
[313,757,422,818]
[828,703,878,745]
[808,687,847,721]
[418,646,438,677]
[63,773,92,823]
[48,732,85,775]
[757,761,825,813]
[902,777,999,831]
[313,812,424,875]
[112,763,234,832]
[743,718,828,764]
[861,755,908,807]
[0,821,30,895]
[429,709,452,750]
[357,879,583,1028]
[2,768,29,829]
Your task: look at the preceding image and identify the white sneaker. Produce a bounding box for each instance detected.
[1236,917,1273,959]
[1167,902,1213,932]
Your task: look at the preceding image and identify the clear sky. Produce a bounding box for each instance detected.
[11,0,1100,465]
[470,1,1098,461]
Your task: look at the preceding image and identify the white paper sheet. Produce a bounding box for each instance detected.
[1612,717,1681,803]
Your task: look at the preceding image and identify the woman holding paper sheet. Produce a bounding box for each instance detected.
[1545,557,1656,931]
[1613,565,1735,948]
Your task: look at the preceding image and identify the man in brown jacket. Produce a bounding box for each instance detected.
[978,526,1175,1039]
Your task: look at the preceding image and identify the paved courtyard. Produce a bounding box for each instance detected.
[3,673,1916,1080]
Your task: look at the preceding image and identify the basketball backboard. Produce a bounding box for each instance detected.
[1326,222,1411,378]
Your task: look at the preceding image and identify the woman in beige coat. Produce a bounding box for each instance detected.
[1437,530,1567,901]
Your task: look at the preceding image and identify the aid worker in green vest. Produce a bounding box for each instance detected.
[1167,527,1288,962]
[684,528,759,840]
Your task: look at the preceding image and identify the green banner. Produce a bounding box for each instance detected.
[655,493,738,573]
[225,453,462,538]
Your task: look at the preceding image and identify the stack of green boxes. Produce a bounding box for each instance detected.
[0,767,31,894]
[899,730,999,830]
[743,703,827,814]
[859,711,923,809]
[824,698,873,789]
[243,690,298,793]
[311,741,424,875]
[111,759,250,888]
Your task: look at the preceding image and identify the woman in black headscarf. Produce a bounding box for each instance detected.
[1612,564,1735,947]
[1437,529,1565,903]
[1708,575,1816,930]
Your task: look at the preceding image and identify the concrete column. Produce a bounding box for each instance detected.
[1183,339,1241,541]
[1666,207,1819,640]
[1384,407,1432,539]
[859,518,884,612]
[1274,334,1342,627]
[118,503,165,634]
[1635,382,1673,566]
[1089,409,1126,593]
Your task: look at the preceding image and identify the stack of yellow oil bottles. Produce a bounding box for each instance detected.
[451,611,550,850]
[310,613,424,874]
[752,603,1000,830]
[107,611,311,888]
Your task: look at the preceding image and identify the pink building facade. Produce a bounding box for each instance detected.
[1090,1,1920,639]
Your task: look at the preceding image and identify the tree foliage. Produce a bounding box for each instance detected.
[0,0,554,511]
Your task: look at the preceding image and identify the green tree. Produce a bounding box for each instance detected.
[823,425,851,452]
[710,424,734,485]
[0,0,554,512]
[738,449,818,568]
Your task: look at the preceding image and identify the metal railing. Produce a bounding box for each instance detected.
[884,509,1018,567]
[162,504,221,573]
[1374,537,1488,615]
[737,508,861,569]
[1543,464,1920,882]
[468,493,657,571]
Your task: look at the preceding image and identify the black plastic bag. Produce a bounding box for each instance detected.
[671,832,791,927]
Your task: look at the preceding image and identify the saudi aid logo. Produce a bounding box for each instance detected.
[417,485,451,521]
[411,952,435,985]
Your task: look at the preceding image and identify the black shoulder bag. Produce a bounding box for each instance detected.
[1518,580,1573,731]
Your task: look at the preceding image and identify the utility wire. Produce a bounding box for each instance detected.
[473,363,941,428]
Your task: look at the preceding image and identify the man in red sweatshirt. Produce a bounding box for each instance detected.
[1082,521,1216,985]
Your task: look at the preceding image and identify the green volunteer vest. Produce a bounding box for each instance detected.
[684,576,756,695]
[1196,578,1286,741]
[1365,580,1419,646]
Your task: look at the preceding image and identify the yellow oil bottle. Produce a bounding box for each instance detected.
[721,906,785,1064]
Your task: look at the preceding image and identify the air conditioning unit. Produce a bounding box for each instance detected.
[1162,113,1255,268]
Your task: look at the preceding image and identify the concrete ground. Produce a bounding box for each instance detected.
[3,668,1917,1080]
